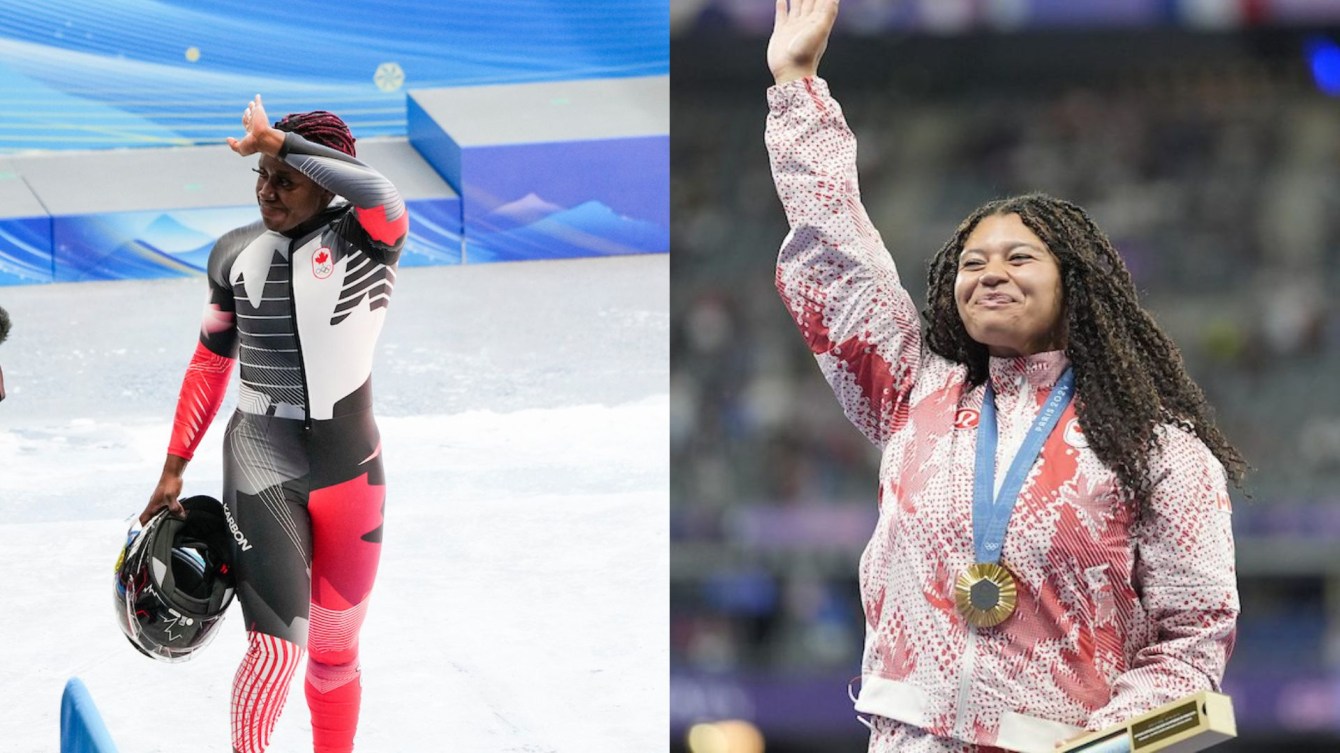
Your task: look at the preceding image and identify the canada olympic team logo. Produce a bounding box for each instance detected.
[954,408,980,429]
[312,246,334,279]
[1063,417,1088,448]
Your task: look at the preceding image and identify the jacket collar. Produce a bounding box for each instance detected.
[987,350,1070,396]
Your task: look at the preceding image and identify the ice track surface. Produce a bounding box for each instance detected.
[0,256,669,752]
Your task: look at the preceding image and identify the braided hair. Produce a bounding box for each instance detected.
[923,193,1245,500]
[273,111,356,157]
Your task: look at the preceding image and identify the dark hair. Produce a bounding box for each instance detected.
[0,304,9,345]
[273,111,356,157]
[923,193,1245,499]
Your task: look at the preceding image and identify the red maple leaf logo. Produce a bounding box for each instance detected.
[315,250,330,264]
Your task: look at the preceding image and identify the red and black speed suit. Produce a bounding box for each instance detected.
[166,131,408,753]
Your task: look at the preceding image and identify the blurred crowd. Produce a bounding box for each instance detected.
[671,28,1340,713]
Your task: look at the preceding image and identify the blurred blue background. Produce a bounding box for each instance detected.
[671,1,1340,751]
[0,1,669,282]
[0,0,667,151]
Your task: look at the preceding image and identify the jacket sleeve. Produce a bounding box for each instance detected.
[166,253,238,461]
[1087,427,1239,729]
[766,77,923,449]
[279,132,409,264]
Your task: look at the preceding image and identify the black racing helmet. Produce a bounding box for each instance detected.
[114,495,236,662]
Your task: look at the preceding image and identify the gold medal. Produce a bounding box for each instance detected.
[954,562,1018,628]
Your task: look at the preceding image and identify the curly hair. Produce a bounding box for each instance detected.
[923,193,1245,500]
[273,111,356,157]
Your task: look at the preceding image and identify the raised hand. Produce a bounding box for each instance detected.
[767,0,840,86]
[226,94,283,157]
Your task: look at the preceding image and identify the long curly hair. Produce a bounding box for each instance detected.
[923,193,1245,499]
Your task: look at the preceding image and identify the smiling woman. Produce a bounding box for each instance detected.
[952,213,1065,359]
[764,1,1245,751]
[918,191,1247,502]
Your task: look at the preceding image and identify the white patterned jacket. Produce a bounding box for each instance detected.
[766,77,1237,753]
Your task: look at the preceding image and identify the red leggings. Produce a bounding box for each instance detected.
[224,411,385,753]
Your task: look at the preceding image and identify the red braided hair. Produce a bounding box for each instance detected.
[273,110,356,157]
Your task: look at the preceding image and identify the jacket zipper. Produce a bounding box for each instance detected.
[950,380,1016,742]
[287,239,313,432]
[952,625,978,742]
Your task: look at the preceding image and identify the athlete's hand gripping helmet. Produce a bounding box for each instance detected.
[113,495,236,662]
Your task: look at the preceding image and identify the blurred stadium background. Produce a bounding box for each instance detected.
[671,1,1340,751]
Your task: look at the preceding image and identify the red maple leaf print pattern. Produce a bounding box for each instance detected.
[767,77,1237,747]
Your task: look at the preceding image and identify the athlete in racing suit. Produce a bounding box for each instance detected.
[140,95,408,753]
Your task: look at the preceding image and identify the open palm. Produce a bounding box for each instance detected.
[227,94,274,156]
[767,0,840,85]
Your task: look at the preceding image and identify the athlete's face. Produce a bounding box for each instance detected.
[954,213,1066,357]
[254,154,333,233]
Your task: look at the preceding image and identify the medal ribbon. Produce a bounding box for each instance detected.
[972,367,1075,564]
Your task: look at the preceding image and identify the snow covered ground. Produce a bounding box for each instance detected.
[0,255,668,752]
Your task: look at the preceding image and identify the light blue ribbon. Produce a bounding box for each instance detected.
[972,367,1075,564]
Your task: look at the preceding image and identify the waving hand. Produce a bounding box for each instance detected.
[227,94,284,157]
[767,0,840,86]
